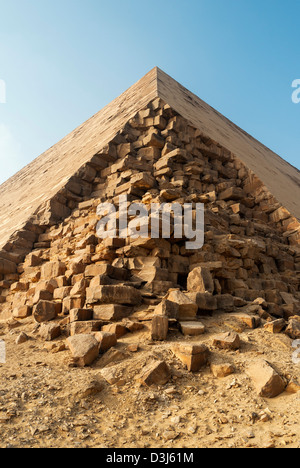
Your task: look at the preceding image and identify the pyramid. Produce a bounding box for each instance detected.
[0,67,299,339]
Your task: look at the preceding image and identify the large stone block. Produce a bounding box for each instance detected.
[139,360,171,386]
[187,267,214,294]
[166,290,198,321]
[33,301,58,323]
[86,285,142,306]
[247,360,286,398]
[0,257,17,275]
[41,261,66,280]
[66,334,99,367]
[151,315,169,341]
[93,304,133,321]
[172,343,209,372]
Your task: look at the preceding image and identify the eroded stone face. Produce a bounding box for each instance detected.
[246,360,286,398]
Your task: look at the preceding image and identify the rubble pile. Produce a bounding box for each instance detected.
[0,88,299,407]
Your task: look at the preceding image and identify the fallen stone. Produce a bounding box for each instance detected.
[102,323,128,339]
[12,305,32,319]
[151,315,169,341]
[99,347,129,368]
[94,332,117,353]
[70,321,102,336]
[247,360,286,398]
[180,322,205,336]
[93,304,132,321]
[213,332,241,350]
[211,363,235,378]
[264,319,286,334]
[39,323,61,341]
[172,343,210,372]
[233,313,261,330]
[16,332,29,345]
[66,334,99,367]
[122,319,144,332]
[154,299,179,319]
[44,342,66,354]
[285,317,300,339]
[101,364,126,386]
[286,379,300,394]
[139,360,171,386]
[166,290,198,321]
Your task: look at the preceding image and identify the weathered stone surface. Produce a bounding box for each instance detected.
[151,315,169,341]
[69,308,93,323]
[213,332,241,350]
[219,187,245,201]
[16,332,29,345]
[0,257,17,274]
[186,292,218,312]
[101,364,126,386]
[211,363,235,378]
[102,323,128,338]
[93,304,132,321]
[139,360,170,386]
[286,379,300,394]
[216,294,235,311]
[12,305,32,319]
[233,313,261,330]
[247,360,286,398]
[264,319,286,334]
[172,343,210,372]
[154,299,179,319]
[41,261,66,280]
[180,322,205,336]
[285,317,300,339]
[70,321,102,336]
[39,323,61,341]
[85,264,128,281]
[166,290,198,321]
[33,301,58,323]
[122,318,144,332]
[187,267,214,294]
[66,334,99,367]
[33,289,53,304]
[94,332,117,353]
[62,296,85,315]
[86,285,142,306]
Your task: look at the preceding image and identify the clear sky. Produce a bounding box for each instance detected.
[0,0,299,185]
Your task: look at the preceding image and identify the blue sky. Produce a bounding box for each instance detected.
[0,0,299,184]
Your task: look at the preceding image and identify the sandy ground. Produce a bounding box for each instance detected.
[0,312,300,449]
